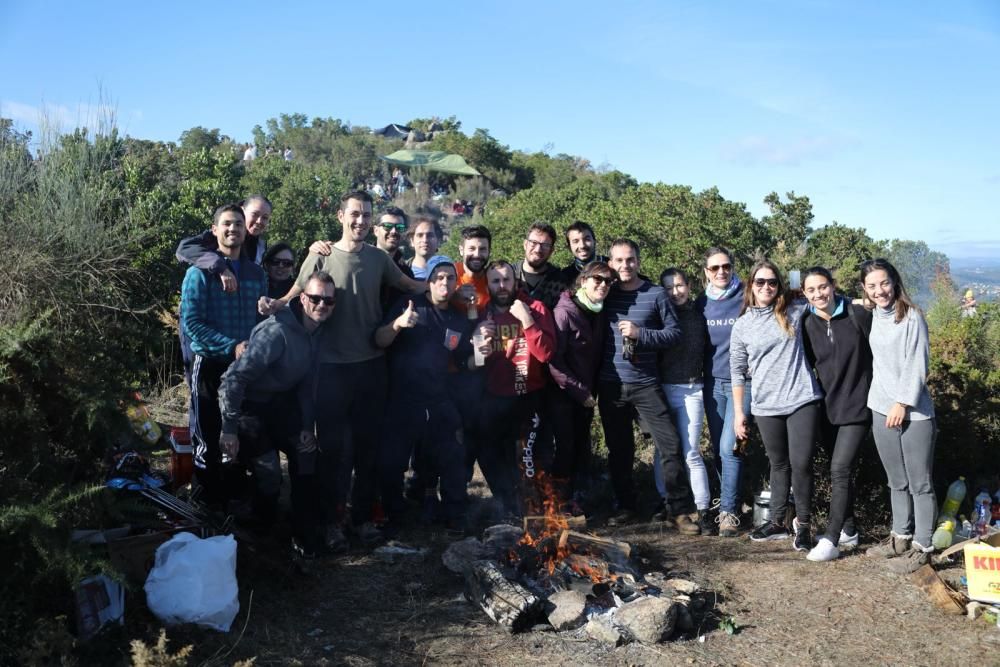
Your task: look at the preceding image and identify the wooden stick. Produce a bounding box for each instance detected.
[557,530,631,560]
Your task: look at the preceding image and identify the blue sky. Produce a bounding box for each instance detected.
[2,1,998,258]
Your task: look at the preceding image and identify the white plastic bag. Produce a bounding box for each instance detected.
[144,532,239,631]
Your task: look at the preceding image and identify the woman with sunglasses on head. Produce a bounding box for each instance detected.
[730,260,824,551]
[262,243,297,300]
[799,267,873,562]
[860,258,936,574]
[694,247,751,537]
[655,268,714,533]
[547,262,615,513]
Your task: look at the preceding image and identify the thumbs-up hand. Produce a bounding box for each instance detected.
[394,300,418,330]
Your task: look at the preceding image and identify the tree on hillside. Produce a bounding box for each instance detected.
[801,222,886,296]
[178,126,224,152]
[762,191,813,255]
[886,238,950,305]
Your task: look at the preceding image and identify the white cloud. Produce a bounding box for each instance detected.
[719,134,850,166]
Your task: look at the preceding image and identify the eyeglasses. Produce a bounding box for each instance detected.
[706,263,732,274]
[525,239,554,252]
[304,293,336,306]
[589,275,615,285]
[268,259,294,268]
[380,222,407,233]
[753,278,779,288]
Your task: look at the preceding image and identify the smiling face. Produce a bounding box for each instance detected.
[704,252,733,289]
[803,273,835,312]
[751,267,780,307]
[300,277,336,324]
[609,243,640,286]
[583,271,613,304]
[265,249,295,282]
[212,210,246,250]
[338,197,373,244]
[461,237,491,273]
[567,229,596,263]
[863,269,895,309]
[243,199,272,237]
[662,273,690,306]
[374,214,406,253]
[523,229,555,270]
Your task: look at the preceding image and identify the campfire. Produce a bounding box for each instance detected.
[447,473,701,644]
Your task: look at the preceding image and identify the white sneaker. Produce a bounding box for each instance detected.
[807,537,840,562]
[838,529,860,548]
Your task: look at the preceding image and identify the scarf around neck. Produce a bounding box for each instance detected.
[705,274,741,301]
[575,287,603,313]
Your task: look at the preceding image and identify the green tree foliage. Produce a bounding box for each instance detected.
[801,222,887,296]
[177,126,224,153]
[886,238,950,305]
[761,191,814,259]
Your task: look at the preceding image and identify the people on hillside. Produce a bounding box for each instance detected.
[694,247,751,538]
[731,260,824,552]
[800,267,873,562]
[861,258,937,574]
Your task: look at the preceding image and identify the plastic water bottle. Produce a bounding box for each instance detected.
[940,476,967,519]
[931,518,955,550]
[973,490,992,536]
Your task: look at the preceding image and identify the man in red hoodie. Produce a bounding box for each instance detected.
[472,260,556,518]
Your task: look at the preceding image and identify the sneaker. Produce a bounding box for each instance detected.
[838,530,860,549]
[750,521,790,542]
[886,545,931,574]
[793,522,813,552]
[866,533,911,559]
[698,510,718,536]
[807,537,840,562]
[717,511,741,538]
[356,521,384,545]
[325,524,348,553]
[674,512,703,536]
[608,509,636,527]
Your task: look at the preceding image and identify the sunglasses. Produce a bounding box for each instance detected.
[380,222,407,233]
[304,293,336,306]
[753,278,779,288]
[589,275,615,285]
[268,259,294,268]
[706,263,732,274]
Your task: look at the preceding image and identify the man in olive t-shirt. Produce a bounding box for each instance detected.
[287,191,423,549]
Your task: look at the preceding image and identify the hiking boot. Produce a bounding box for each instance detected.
[838,529,860,549]
[674,512,702,536]
[717,511,741,538]
[325,524,348,553]
[807,537,840,562]
[793,522,813,552]
[866,533,911,559]
[750,521,790,542]
[886,544,931,574]
[607,509,637,527]
[698,510,718,536]
[356,521,384,545]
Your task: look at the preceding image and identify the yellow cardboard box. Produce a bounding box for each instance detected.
[964,532,1000,604]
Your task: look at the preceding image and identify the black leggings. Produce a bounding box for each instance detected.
[819,418,869,542]
[755,401,820,526]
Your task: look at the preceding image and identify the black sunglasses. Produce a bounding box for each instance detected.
[304,293,336,306]
[380,222,407,233]
[753,278,779,288]
[268,259,294,268]
[706,263,733,274]
[590,275,616,285]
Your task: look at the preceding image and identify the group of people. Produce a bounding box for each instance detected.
[177,190,937,573]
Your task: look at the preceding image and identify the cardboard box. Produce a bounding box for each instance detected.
[963,531,1000,604]
[108,524,207,585]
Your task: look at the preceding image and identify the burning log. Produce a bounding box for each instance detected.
[523,514,586,535]
[465,560,545,633]
[557,530,631,562]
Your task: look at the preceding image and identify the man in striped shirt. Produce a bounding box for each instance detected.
[597,239,700,533]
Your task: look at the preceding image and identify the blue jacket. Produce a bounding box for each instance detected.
[181,257,267,359]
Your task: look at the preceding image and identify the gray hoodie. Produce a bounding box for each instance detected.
[867,305,934,420]
[730,302,823,416]
[218,304,323,434]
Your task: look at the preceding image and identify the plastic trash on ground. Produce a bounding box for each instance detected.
[144,532,239,632]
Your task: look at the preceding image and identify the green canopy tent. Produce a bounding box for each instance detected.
[379,150,482,176]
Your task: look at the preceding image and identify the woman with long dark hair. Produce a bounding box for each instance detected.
[656,268,713,533]
[799,267,873,562]
[547,261,614,512]
[730,260,823,551]
[860,259,936,573]
[262,243,296,300]
[695,247,751,537]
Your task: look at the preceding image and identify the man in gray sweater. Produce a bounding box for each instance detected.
[218,271,336,557]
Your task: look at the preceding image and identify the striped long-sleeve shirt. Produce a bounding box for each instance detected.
[599,281,680,385]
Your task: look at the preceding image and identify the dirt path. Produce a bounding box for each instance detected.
[145,504,999,667]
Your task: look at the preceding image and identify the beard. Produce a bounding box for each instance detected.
[465,256,486,272]
[525,255,548,270]
[491,289,513,308]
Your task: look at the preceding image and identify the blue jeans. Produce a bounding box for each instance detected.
[703,378,751,514]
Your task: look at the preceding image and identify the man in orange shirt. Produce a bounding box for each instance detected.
[453,225,492,314]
